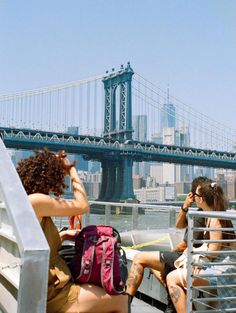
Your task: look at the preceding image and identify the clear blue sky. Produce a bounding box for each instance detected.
[0,0,236,129]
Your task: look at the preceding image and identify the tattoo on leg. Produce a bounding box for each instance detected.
[133,263,143,276]
[127,276,137,289]
[169,286,181,304]
[127,263,143,290]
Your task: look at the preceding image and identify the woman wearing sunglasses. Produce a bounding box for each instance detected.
[166,182,236,312]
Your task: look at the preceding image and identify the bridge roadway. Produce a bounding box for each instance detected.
[1,126,236,169]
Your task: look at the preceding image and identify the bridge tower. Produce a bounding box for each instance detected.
[103,62,133,141]
[99,63,135,202]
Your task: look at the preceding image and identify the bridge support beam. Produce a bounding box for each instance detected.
[98,162,109,200]
[104,162,117,200]
[98,157,135,202]
[98,160,117,201]
[119,156,135,200]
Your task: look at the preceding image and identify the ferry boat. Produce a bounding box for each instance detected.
[1,139,236,313]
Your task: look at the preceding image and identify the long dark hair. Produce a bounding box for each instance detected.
[199,182,235,240]
[199,182,227,212]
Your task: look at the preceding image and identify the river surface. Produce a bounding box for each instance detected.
[54,209,178,233]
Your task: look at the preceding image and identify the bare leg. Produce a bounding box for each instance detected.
[166,270,186,313]
[64,284,128,313]
[126,251,165,296]
[151,268,166,287]
[193,274,217,309]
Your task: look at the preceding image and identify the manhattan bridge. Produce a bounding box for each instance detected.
[0,62,236,201]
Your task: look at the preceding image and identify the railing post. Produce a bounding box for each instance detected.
[0,139,49,313]
[105,205,111,225]
[187,212,194,313]
[84,212,90,227]
[132,205,138,230]
[168,208,176,227]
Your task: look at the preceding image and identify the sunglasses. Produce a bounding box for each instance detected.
[193,191,201,198]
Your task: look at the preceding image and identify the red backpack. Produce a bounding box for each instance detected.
[70,225,128,295]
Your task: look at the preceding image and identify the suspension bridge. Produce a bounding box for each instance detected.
[0,62,236,201]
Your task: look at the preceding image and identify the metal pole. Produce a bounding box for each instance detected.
[168,208,176,227]
[186,213,194,312]
[105,205,111,225]
[132,205,138,230]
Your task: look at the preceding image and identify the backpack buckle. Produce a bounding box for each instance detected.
[83,260,91,274]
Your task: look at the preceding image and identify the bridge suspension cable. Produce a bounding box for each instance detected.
[133,72,236,152]
[0,73,107,101]
[0,73,105,136]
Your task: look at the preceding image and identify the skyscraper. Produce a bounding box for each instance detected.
[133,115,149,177]
[160,92,176,184]
[133,115,147,142]
[160,103,176,130]
[175,127,193,182]
[67,126,88,172]
[158,94,193,184]
[160,88,176,130]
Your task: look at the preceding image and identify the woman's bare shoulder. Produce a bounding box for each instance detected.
[28,193,88,218]
[28,193,51,204]
[209,218,222,227]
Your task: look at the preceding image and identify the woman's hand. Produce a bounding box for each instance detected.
[56,150,74,174]
[183,192,194,210]
[59,229,80,242]
[176,192,194,229]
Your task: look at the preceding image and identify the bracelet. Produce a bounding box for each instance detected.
[181,206,188,213]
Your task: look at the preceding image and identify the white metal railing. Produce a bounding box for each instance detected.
[187,210,236,312]
[0,139,49,313]
[54,200,179,232]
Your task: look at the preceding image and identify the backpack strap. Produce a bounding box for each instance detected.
[78,236,96,282]
[69,215,82,230]
[101,236,117,294]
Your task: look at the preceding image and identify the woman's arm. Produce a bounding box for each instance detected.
[59,229,79,242]
[188,219,223,260]
[29,165,89,219]
[176,192,194,229]
[207,218,222,257]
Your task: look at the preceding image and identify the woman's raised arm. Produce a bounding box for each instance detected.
[29,164,89,219]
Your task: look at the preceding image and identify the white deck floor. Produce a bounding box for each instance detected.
[132,298,164,312]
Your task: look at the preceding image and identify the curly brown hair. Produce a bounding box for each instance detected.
[16,150,72,196]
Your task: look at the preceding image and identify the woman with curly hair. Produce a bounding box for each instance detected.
[17,150,129,313]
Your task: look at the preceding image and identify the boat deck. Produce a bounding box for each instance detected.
[132,297,164,312]
[0,299,164,313]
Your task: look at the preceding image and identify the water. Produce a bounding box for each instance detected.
[55,210,178,233]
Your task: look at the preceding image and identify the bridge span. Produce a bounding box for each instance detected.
[1,127,236,169]
[1,126,236,202]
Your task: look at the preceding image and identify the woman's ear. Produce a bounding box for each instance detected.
[199,196,204,206]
